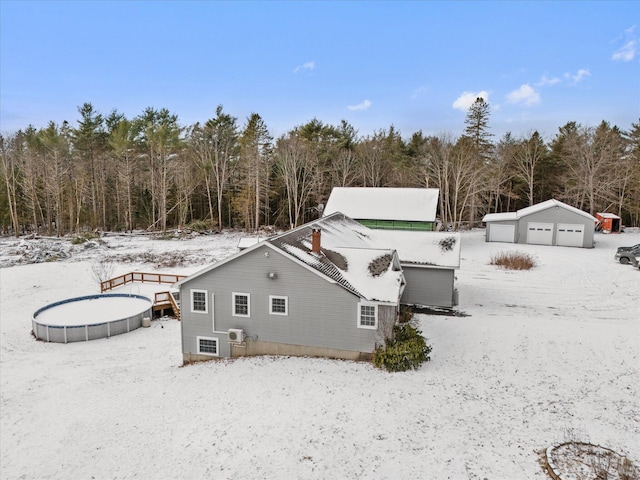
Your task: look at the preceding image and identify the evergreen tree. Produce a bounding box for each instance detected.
[72,103,107,229]
[462,97,493,226]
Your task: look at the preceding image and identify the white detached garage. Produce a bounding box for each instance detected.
[482,199,597,248]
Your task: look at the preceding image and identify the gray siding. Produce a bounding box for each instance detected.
[180,246,391,360]
[400,266,455,308]
[517,207,595,248]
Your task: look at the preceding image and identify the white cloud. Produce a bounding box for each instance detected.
[506,84,540,106]
[347,99,372,111]
[293,61,315,74]
[535,75,561,87]
[612,40,637,62]
[564,69,591,84]
[452,91,489,112]
[612,25,637,62]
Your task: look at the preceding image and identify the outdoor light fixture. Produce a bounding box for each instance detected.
[264,251,270,257]
[268,272,277,279]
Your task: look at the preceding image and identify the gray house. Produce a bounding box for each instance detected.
[372,229,460,307]
[482,199,597,248]
[177,213,405,363]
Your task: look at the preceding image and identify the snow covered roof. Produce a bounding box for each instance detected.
[323,187,439,222]
[269,214,404,302]
[483,199,597,223]
[518,199,597,221]
[482,212,518,222]
[371,230,461,268]
[596,212,621,219]
[237,237,261,250]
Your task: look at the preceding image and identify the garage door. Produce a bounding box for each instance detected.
[557,223,584,247]
[526,222,553,245]
[488,224,515,243]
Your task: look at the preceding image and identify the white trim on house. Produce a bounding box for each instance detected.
[190,289,208,314]
[211,293,215,331]
[196,336,219,356]
[232,292,251,317]
[269,295,288,316]
[357,301,378,330]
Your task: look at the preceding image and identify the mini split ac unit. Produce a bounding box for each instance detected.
[228,328,244,344]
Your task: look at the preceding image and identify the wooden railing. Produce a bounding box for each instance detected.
[100,272,187,293]
[100,272,186,320]
[154,291,182,320]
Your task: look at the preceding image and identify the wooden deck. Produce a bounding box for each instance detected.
[101,272,186,320]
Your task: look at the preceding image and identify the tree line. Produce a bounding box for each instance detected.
[1,99,638,237]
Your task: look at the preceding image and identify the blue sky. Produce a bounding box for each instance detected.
[1,1,638,140]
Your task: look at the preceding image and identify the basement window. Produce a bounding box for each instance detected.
[197,336,219,356]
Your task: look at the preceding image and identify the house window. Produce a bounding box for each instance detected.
[197,336,219,356]
[269,295,288,315]
[191,289,208,313]
[233,292,250,317]
[358,302,378,329]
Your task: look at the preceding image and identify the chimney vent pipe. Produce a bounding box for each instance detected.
[311,228,321,253]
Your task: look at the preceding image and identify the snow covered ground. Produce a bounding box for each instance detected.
[1,229,638,479]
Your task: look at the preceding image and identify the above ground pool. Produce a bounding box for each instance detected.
[32,293,153,343]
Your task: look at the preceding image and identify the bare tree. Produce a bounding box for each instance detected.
[330,148,359,187]
[487,132,518,213]
[357,130,390,187]
[275,132,317,228]
[0,133,23,236]
[562,122,625,215]
[512,131,547,206]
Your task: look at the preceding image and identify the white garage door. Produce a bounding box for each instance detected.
[557,223,584,247]
[488,224,515,243]
[526,222,553,245]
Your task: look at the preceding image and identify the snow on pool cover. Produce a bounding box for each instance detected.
[32,294,153,343]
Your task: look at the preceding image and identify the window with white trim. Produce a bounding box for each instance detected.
[269,295,288,315]
[197,336,219,356]
[232,292,250,317]
[357,302,378,329]
[191,289,208,313]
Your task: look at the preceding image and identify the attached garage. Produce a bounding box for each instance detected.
[483,199,597,248]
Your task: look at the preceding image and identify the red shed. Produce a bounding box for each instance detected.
[595,212,621,233]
